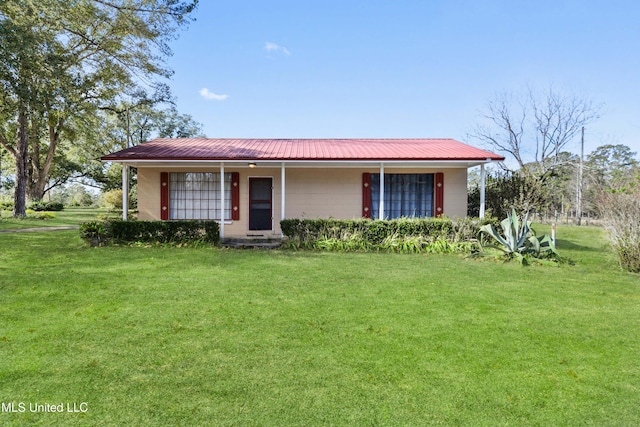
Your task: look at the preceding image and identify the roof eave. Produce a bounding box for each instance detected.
[102,158,504,168]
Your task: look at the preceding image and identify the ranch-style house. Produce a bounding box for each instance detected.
[102,138,504,239]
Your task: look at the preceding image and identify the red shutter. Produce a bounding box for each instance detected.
[160,172,169,220]
[362,173,372,218]
[435,172,444,217]
[231,172,240,220]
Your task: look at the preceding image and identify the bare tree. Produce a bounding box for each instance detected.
[469,92,528,169]
[469,86,601,173]
[531,87,600,170]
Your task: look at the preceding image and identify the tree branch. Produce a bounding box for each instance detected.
[0,132,17,157]
[91,0,198,18]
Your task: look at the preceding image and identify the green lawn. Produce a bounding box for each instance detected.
[0,226,638,425]
[0,207,112,230]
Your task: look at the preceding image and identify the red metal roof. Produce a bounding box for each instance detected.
[101,138,505,162]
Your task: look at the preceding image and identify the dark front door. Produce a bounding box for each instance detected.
[249,178,272,231]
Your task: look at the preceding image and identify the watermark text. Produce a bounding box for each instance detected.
[2,402,88,414]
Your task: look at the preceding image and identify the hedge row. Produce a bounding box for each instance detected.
[0,201,64,211]
[29,201,64,211]
[280,217,499,246]
[80,220,220,246]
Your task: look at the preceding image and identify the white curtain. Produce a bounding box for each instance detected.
[371,173,434,219]
[169,173,231,220]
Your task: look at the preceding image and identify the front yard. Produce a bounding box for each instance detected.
[0,226,638,425]
[0,207,112,230]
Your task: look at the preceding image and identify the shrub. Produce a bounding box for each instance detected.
[48,202,64,211]
[280,217,495,253]
[479,209,558,264]
[25,210,56,220]
[102,189,123,210]
[79,220,220,246]
[313,232,375,252]
[79,221,108,246]
[598,191,640,273]
[27,201,64,211]
[468,170,555,219]
[28,202,48,211]
[282,218,451,243]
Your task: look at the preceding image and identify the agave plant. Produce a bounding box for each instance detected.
[479,208,557,263]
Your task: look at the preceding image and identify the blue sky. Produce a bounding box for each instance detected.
[165,0,640,160]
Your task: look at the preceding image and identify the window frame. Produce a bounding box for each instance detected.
[168,172,232,221]
[369,173,435,219]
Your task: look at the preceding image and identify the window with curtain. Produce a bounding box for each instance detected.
[370,173,434,219]
[169,172,231,220]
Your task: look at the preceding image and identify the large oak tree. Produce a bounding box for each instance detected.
[0,0,198,216]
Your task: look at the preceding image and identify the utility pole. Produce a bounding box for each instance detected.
[576,126,584,226]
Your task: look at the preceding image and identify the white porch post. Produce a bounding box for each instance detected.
[479,163,486,219]
[220,163,225,239]
[122,164,129,220]
[379,163,385,220]
[281,162,286,222]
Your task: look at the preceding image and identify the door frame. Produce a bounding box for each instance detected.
[248,176,274,232]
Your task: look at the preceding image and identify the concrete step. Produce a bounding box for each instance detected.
[221,238,282,249]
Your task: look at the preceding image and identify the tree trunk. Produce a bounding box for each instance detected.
[13,104,29,217]
[26,117,62,201]
[28,115,42,201]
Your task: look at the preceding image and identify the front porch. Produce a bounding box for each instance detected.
[124,163,490,239]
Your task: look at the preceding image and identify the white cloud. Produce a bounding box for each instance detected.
[199,88,228,101]
[265,41,291,56]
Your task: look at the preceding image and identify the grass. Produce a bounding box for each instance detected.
[0,207,112,230]
[0,225,638,425]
